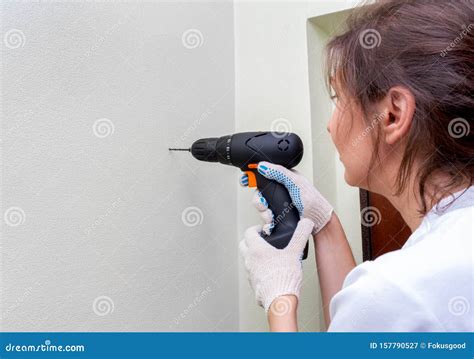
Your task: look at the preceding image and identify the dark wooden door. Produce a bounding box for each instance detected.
[359,190,412,260]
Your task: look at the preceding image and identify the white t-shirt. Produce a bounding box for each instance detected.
[328,186,473,332]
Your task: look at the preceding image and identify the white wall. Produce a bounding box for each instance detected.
[1,0,360,333]
[1,0,238,331]
[234,0,359,332]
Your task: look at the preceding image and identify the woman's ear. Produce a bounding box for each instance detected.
[380,86,416,145]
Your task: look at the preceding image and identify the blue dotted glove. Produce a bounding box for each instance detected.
[241,161,334,235]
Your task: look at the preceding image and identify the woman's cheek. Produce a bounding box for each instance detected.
[328,105,372,188]
[342,139,372,188]
[327,107,343,152]
[337,122,373,188]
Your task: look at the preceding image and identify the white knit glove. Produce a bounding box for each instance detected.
[239,218,314,313]
[240,161,334,235]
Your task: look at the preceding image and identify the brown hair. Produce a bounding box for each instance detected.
[325,0,473,214]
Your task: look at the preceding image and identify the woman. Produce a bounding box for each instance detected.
[239,0,473,332]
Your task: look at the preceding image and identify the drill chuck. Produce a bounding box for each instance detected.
[190,135,232,164]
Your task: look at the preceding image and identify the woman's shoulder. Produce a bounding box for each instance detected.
[329,187,473,331]
[329,246,472,331]
[328,259,446,331]
[368,201,472,291]
[404,186,473,249]
[330,201,473,331]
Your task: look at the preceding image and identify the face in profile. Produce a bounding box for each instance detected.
[327,90,379,190]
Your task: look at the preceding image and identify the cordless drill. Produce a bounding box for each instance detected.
[169,131,308,260]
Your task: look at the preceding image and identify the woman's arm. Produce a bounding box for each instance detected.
[313,212,356,328]
[267,295,299,332]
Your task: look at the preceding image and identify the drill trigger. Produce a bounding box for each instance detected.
[245,163,258,187]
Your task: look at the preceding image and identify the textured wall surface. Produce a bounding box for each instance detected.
[1,1,237,331]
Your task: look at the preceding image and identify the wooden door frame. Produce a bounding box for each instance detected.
[359,189,372,261]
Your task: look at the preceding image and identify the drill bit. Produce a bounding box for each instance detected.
[169,148,190,152]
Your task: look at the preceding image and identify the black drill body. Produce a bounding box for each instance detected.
[190,132,308,260]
